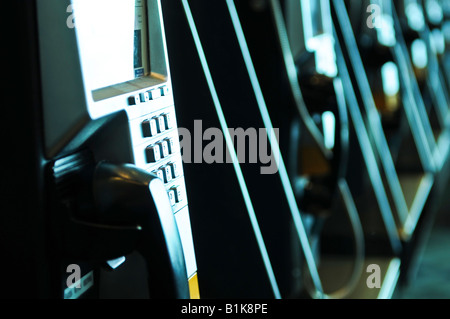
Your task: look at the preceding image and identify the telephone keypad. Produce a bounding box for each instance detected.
[129,86,186,211]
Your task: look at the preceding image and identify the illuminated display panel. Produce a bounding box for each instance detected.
[73,0,166,101]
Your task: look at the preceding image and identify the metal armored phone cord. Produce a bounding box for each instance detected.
[302,179,366,299]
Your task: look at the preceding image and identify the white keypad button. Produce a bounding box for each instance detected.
[145,145,161,163]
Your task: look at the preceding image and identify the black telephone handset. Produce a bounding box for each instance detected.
[93,162,189,299]
[53,149,189,299]
[293,56,347,216]
[272,0,351,216]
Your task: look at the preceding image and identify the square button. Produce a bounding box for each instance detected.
[165,138,174,154]
[157,115,166,133]
[141,118,158,138]
[149,119,158,136]
[168,162,180,178]
[163,113,173,129]
[163,165,173,183]
[145,145,161,163]
[158,140,169,158]
[140,92,150,103]
[128,94,140,105]
[157,166,171,184]
[153,169,164,181]
[168,189,176,206]
[149,88,162,100]
[160,86,170,96]
[171,186,182,203]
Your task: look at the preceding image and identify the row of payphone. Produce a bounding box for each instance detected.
[2,0,449,299]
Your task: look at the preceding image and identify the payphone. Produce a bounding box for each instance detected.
[3,0,198,299]
[232,0,368,298]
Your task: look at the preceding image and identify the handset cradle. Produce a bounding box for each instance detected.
[93,162,190,299]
